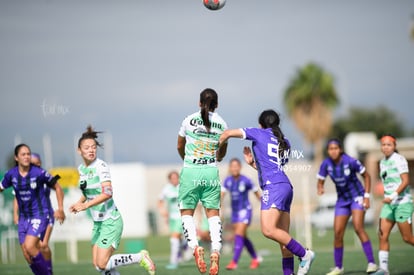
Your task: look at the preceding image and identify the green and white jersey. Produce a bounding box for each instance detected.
[178,111,227,168]
[380,152,411,205]
[78,158,121,222]
[159,183,180,220]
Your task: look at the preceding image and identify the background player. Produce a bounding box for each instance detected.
[317,139,377,275]
[69,126,156,275]
[373,135,414,275]
[158,170,190,269]
[177,88,228,275]
[219,109,315,275]
[221,158,261,270]
[13,152,64,274]
[1,144,65,275]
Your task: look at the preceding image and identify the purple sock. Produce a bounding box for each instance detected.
[282,257,294,275]
[362,240,375,264]
[286,239,306,258]
[334,247,343,268]
[46,258,53,274]
[29,263,38,275]
[232,235,244,263]
[32,252,49,275]
[244,237,257,259]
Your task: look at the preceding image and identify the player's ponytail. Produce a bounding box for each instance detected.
[200,88,218,131]
[258,110,290,157]
[78,125,103,148]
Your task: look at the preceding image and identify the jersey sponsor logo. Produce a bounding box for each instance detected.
[190,118,224,130]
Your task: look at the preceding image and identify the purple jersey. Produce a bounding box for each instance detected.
[222,175,258,213]
[1,165,54,219]
[317,153,366,202]
[241,128,291,188]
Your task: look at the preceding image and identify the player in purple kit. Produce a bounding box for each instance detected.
[221,158,261,270]
[219,109,315,275]
[12,152,63,275]
[0,144,65,275]
[317,139,377,275]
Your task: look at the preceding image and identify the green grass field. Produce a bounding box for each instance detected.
[1,227,413,274]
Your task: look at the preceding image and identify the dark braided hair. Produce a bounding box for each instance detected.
[258,110,290,157]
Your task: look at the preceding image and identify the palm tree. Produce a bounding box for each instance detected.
[284,62,339,161]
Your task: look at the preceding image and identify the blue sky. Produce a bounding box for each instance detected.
[0,0,413,168]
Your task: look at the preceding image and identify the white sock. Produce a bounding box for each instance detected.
[170,237,180,265]
[378,250,389,271]
[105,253,142,270]
[181,215,199,250]
[208,216,222,253]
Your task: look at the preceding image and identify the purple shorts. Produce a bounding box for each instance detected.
[18,217,48,244]
[335,197,364,216]
[231,208,252,224]
[261,183,293,212]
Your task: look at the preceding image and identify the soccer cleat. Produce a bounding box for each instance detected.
[139,250,156,275]
[209,252,220,275]
[249,258,260,269]
[194,246,207,274]
[366,263,378,273]
[226,260,238,270]
[326,266,344,275]
[297,249,315,275]
[371,269,389,275]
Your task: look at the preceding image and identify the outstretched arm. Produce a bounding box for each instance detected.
[70,181,112,213]
[218,129,244,146]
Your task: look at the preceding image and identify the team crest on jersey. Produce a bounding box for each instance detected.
[30,178,37,189]
[344,167,351,176]
[238,182,246,192]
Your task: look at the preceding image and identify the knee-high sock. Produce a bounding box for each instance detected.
[361,240,375,264]
[45,258,52,274]
[105,253,142,270]
[208,216,222,253]
[334,247,343,269]
[244,237,257,259]
[282,257,294,275]
[170,237,180,265]
[181,215,199,251]
[232,235,244,263]
[31,252,49,275]
[378,250,389,271]
[285,239,306,258]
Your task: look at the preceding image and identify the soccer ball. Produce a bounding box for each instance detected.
[203,0,226,11]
